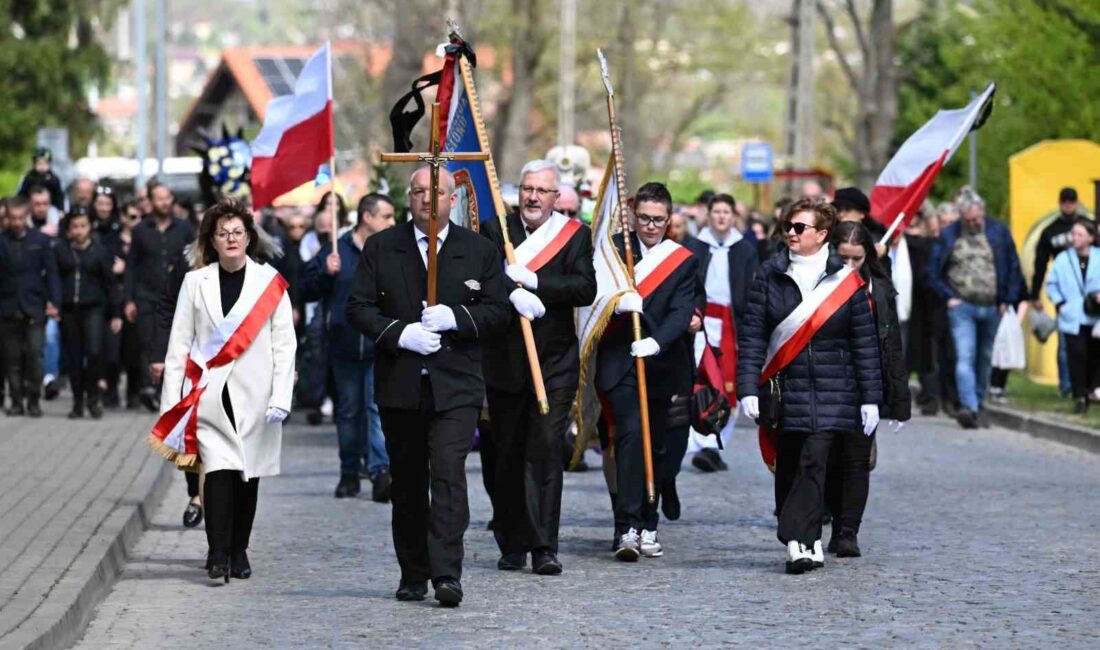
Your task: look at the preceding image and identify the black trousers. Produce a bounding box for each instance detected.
[379,377,477,583]
[775,430,836,546]
[1065,327,1100,399]
[61,305,105,405]
[203,470,260,555]
[662,394,691,484]
[186,471,200,498]
[823,431,873,535]
[0,315,45,403]
[606,383,670,535]
[485,386,572,555]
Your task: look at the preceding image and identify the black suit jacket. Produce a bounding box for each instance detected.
[684,234,759,333]
[596,233,698,398]
[0,229,61,320]
[480,214,597,393]
[346,221,510,411]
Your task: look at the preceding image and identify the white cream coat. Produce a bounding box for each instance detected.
[160,258,296,479]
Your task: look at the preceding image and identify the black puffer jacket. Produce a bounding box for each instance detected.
[736,247,882,434]
[868,273,911,421]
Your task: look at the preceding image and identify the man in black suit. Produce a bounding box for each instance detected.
[480,159,596,576]
[597,182,697,561]
[683,192,760,473]
[346,167,509,607]
[0,195,61,417]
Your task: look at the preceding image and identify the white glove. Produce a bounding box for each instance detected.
[741,396,760,420]
[420,302,457,332]
[615,291,643,315]
[861,404,880,436]
[630,337,660,358]
[505,263,538,290]
[265,407,289,424]
[509,288,546,320]
[398,323,442,356]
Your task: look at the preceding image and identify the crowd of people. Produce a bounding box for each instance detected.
[4,143,1097,599]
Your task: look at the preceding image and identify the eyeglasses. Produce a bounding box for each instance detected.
[561,209,579,218]
[408,187,449,199]
[215,229,247,241]
[520,185,559,198]
[636,214,669,227]
[782,221,817,235]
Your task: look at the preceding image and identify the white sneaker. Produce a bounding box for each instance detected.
[615,528,640,562]
[785,541,813,574]
[640,529,663,558]
[810,540,824,568]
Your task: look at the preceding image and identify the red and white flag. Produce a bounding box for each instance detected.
[250,43,334,208]
[870,82,995,233]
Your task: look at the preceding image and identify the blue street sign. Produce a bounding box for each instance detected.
[741,142,774,183]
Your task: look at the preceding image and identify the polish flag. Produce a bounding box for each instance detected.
[250,43,334,209]
[870,83,996,232]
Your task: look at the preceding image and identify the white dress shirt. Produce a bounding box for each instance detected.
[413,222,450,268]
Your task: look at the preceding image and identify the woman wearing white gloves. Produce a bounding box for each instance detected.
[735,199,882,574]
[157,200,295,583]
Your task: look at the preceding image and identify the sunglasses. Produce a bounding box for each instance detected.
[782,221,817,235]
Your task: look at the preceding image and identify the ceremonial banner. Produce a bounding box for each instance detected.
[251,43,334,209]
[870,82,995,234]
[438,46,496,230]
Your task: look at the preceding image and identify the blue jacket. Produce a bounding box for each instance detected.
[927,217,1025,306]
[0,229,62,320]
[300,230,374,361]
[1046,246,1100,334]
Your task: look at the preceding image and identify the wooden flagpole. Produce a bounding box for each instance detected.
[329,155,338,250]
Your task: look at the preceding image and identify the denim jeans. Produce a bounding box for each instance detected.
[947,301,1000,412]
[44,318,60,380]
[1058,332,1072,396]
[331,357,388,476]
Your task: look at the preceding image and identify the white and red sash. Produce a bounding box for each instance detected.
[513,212,582,272]
[705,303,737,400]
[634,239,693,298]
[148,265,289,469]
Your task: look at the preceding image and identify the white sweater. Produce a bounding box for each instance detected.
[786,245,830,298]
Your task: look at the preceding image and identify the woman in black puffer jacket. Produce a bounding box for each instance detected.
[825,221,911,559]
[736,199,882,574]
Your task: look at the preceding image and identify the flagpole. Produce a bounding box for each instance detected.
[326,41,337,250]
[329,155,338,250]
[878,211,906,247]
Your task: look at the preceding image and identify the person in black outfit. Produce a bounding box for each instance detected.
[0,195,62,417]
[596,182,698,562]
[905,208,957,415]
[833,187,887,244]
[55,209,122,419]
[826,222,911,558]
[123,182,196,411]
[17,148,66,211]
[346,167,510,607]
[479,160,597,575]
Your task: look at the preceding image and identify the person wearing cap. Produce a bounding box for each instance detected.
[17,148,65,212]
[1030,187,1089,397]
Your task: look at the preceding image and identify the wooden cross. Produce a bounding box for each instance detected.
[380,102,489,305]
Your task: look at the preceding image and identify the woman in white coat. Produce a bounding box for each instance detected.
[160,199,295,582]
[1046,217,1100,413]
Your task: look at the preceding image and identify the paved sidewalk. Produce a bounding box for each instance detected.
[0,399,167,650]
[76,414,1100,647]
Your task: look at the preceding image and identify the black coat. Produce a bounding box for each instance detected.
[55,240,120,314]
[0,229,62,320]
[736,246,883,434]
[480,214,597,393]
[596,233,698,399]
[683,233,759,332]
[868,273,911,421]
[346,221,510,411]
[904,234,944,374]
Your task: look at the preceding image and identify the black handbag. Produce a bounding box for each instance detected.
[1086,292,1100,316]
[690,342,731,444]
[757,375,782,430]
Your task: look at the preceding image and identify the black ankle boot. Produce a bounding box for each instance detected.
[230,550,251,579]
[835,529,862,558]
[208,550,231,582]
[69,402,84,419]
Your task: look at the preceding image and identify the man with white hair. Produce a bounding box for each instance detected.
[480,159,596,575]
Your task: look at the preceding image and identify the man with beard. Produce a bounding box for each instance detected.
[480,160,596,575]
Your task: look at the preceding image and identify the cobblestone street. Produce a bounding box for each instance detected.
[76,415,1100,647]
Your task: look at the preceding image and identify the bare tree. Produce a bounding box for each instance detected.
[492,0,552,182]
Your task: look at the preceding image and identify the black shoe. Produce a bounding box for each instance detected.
[230,550,252,579]
[88,402,103,419]
[26,401,42,418]
[497,552,526,571]
[835,529,862,558]
[139,388,159,413]
[68,404,84,419]
[43,380,60,401]
[306,409,323,425]
[6,403,24,417]
[660,479,680,521]
[334,474,361,498]
[208,550,230,583]
[955,409,978,429]
[785,558,814,574]
[1074,398,1089,415]
[183,501,203,528]
[827,524,840,554]
[371,469,392,503]
[532,549,562,575]
[433,577,463,606]
[396,581,428,602]
[691,448,722,473]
